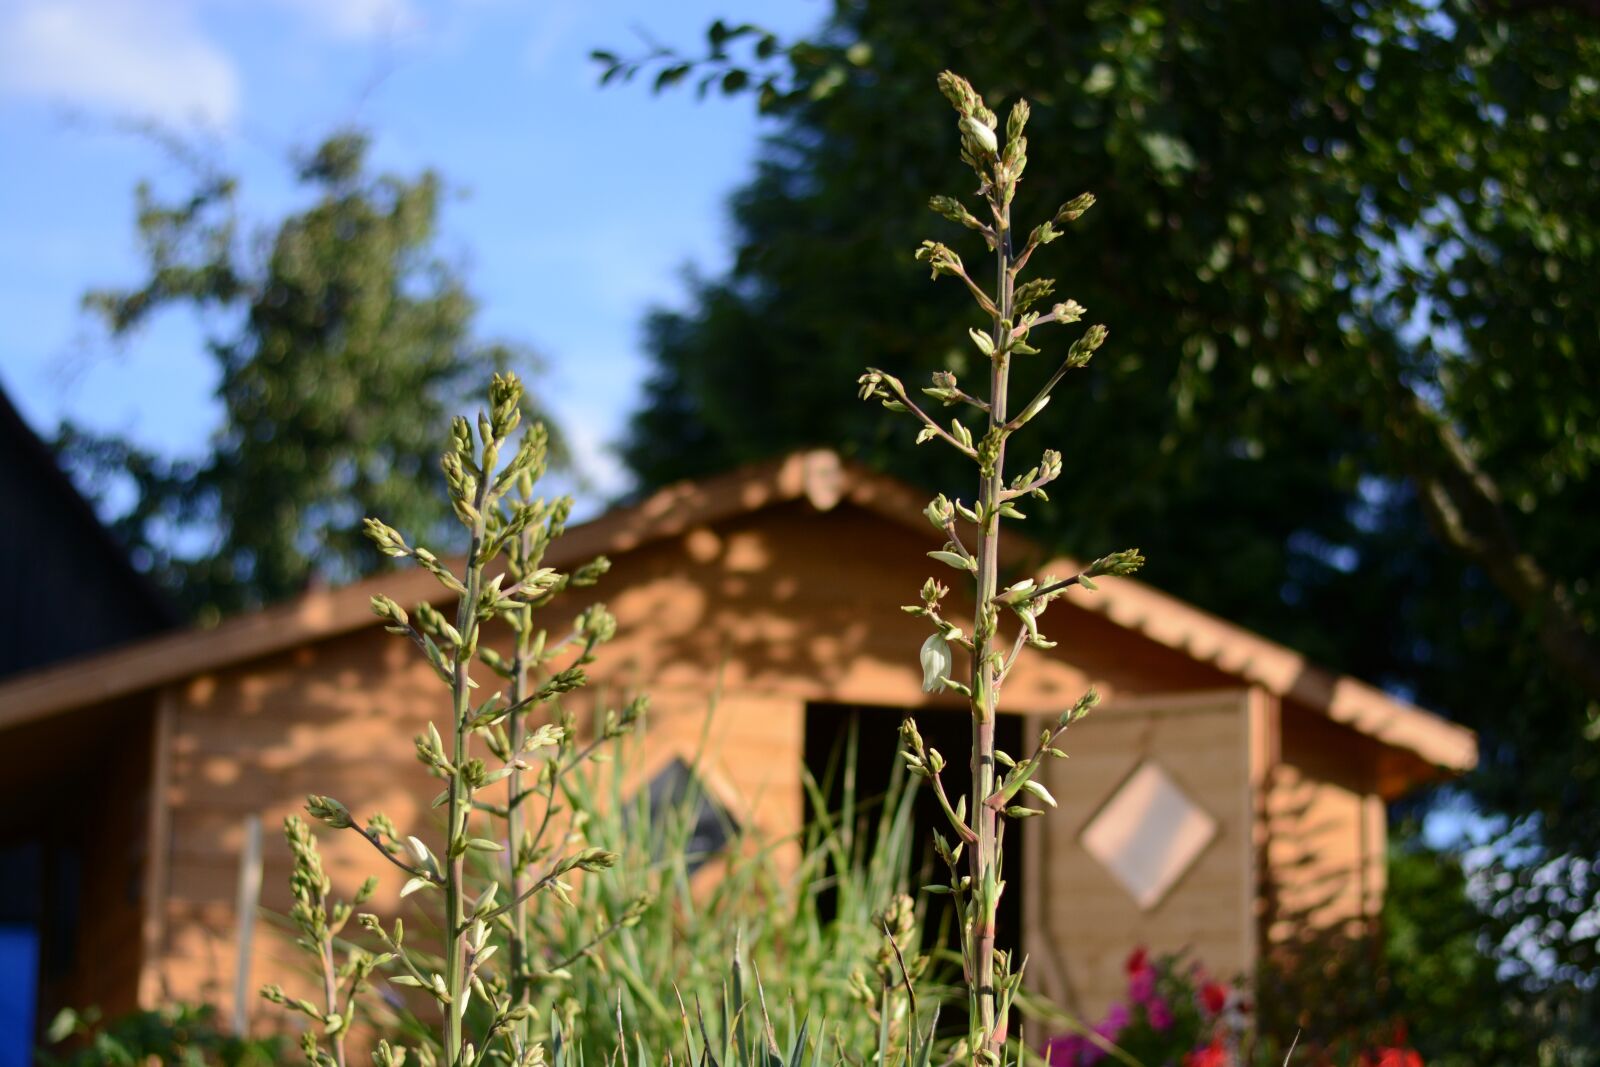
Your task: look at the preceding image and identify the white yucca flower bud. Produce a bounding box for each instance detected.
[920,632,953,692]
[960,116,998,155]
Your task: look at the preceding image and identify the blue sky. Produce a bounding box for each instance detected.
[0,0,822,501]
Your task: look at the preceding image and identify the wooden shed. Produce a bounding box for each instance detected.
[0,450,1476,1039]
[0,383,177,1063]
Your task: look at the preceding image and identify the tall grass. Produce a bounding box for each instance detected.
[529,715,938,1063]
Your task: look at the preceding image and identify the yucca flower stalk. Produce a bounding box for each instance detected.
[285,372,646,1067]
[859,72,1144,1065]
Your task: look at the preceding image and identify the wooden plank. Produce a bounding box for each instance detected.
[1031,690,1254,1020]
[138,688,175,1009]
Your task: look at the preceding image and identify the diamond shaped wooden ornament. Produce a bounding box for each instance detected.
[1079,760,1218,911]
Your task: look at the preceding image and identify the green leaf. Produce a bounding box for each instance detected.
[927,550,976,572]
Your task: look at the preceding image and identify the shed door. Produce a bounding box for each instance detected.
[1020,689,1259,1021]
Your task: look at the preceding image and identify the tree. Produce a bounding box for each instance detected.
[600,0,1600,988]
[1383,825,1599,1063]
[57,132,556,623]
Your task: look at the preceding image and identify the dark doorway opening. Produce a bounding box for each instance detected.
[803,703,1025,967]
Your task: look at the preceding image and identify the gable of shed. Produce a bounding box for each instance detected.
[0,450,1474,784]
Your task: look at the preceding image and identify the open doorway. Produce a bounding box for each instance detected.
[803,702,1025,964]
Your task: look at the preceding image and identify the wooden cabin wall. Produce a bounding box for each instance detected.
[144,500,1253,1030]
[1261,703,1386,949]
[1027,690,1259,1021]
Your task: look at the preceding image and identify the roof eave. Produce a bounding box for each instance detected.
[0,449,1478,780]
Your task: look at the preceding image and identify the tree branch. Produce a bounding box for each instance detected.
[1381,364,1600,701]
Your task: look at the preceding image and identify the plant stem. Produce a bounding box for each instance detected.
[350,824,438,883]
[968,202,1014,1057]
[505,543,535,1042]
[445,482,491,1066]
[319,929,348,1067]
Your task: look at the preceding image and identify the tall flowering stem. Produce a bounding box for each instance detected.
[288,373,646,1067]
[861,73,1144,1065]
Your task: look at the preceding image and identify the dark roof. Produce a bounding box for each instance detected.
[0,379,177,677]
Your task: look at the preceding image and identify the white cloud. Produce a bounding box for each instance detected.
[562,408,633,505]
[267,0,421,41]
[525,0,580,71]
[0,0,240,127]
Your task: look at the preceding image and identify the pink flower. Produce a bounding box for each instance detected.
[1043,1034,1086,1067]
[1098,1002,1130,1039]
[1049,1003,1128,1066]
[1147,996,1173,1032]
[1127,965,1156,1004]
[1125,946,1157,1004]
[1045,1007,1130,1067]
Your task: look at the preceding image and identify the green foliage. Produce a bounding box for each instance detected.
[601,0,1600,993]
[276,374,947,1066]
[534,734,936,1063]
[55,132,556,624]
[1246,822,1595,1065]
[38,1004,280,1066]
[1381,826,1595,1066]
[289,372,635,1067]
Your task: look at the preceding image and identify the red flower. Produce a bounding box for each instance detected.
[1372,1049,1423,1067]
[1199,982,1229,1016]
[1125,947,1149,975]
[1183,1039,1229,1067]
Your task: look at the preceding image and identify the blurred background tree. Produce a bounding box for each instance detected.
[597,0,1599,1055]
[55,131,558,625]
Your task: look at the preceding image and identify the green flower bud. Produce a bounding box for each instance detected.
[305,795,353,830]
[514,567,565,599]
[1086,548,1145,578]
[361,518,408,557]
[577,603,617,643]
[936,70,981,115]
[571,556,611,587]
[928,195,982,230]
[1014,278,1055,314]
[1006,99,1030,144]
[369,594,408,630]
[1055,192,1097,222]
[1058,687,1101,726]
[565,847,618,873]
[1052,300,1086,324]
[913,240,964,280]
[1067,323,1109,367]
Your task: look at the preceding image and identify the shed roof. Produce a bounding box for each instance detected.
[0,383,177,678]
[0,450,1476,773]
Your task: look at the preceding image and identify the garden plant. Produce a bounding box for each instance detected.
[860,70,1140,1063]
[281,371,643,1067]
[274,71,1141,1067]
